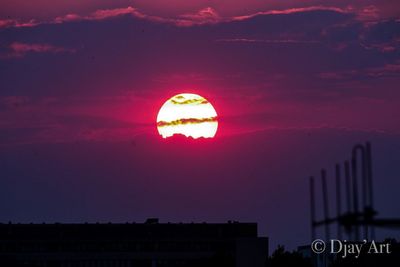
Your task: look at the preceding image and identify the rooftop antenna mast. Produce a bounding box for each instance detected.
[309,142,400,242]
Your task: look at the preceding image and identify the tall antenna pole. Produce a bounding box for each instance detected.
[321,169,330,241]
[344,160,352,240]
[310,176,316,241]
[361,147,368,240]
[335,164,342,240]
[366,142,375,239]
[353,144,367,240]
[351,156,360,241]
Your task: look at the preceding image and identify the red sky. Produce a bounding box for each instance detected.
[0,0,400,250]
[1,0,400,21]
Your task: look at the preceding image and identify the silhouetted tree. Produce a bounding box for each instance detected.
[268,245,313,267]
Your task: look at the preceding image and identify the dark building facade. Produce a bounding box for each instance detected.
[0,220,268,267]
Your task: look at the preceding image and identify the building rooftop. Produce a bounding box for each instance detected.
[0,220,258,240]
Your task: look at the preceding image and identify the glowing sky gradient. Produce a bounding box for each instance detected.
[0,0,400,250]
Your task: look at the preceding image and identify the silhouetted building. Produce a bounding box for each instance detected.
[0,219,268,267]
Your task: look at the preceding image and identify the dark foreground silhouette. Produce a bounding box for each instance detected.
[0,220,267,267]
[268,240,400,267]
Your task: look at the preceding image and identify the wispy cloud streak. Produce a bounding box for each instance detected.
[216,38,320,44]
[231,6,351,21]
[2,42,75,58]
[0,5,364,29]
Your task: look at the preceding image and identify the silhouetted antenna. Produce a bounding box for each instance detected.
[366,142,375,239]
[308,142,400,243]
[351,154,360,240]
[365,142,374,207]
[353,144,370,239]
[344,161,352,213]
[309,176,316,241]
[321,169,330,241]
[344,160,353,239]
[335,164,342,240]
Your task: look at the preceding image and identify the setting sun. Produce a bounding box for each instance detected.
[157,93,218,139]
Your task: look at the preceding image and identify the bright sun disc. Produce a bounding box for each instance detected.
[157,93,218,139]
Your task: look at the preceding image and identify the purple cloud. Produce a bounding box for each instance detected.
[3,42,75,58]
[0,4,387,29]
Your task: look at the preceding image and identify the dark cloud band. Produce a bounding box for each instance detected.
[170,98,209,105]
[157,117,217,127]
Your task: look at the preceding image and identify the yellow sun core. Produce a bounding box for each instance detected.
[157,93,218,139]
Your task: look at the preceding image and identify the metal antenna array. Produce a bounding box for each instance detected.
[309,142,400,241]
